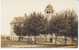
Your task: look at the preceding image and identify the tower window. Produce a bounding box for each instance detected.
[47,11,50,14]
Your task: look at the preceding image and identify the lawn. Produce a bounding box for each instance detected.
[1,37,77,48]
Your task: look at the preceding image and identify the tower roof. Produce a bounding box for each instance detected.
[45,4,54,14]
[46,4,53,9]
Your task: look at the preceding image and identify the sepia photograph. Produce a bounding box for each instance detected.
[0,0,78,48]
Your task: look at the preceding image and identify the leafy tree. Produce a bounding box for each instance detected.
[49,9,78,45]
[65,10,78,43]
[24,12,47,44]
[11,16,25,41]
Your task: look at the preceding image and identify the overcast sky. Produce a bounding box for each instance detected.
[0,0,79,35]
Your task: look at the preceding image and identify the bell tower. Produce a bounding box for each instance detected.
[44,4,54,21]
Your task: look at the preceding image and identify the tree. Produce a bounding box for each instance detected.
[48,9,78,45]
[11,16,25,41]
[24,12,47,44]
[48,13,63,44]
[65,10,78,43]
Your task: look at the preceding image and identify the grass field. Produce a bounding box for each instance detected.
[1,36,78,48]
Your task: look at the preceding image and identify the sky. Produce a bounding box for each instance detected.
[0,0,79,36]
